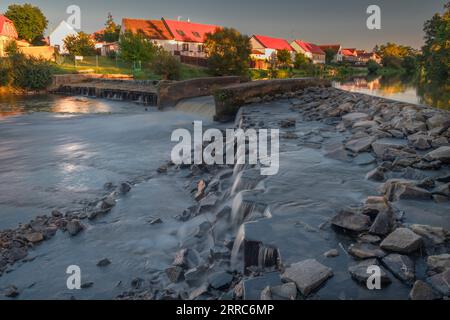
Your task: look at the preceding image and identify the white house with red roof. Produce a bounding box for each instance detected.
[290,40,325,64]
[318,44,343,62]
[0,14,18,57]
[250,35,294,69]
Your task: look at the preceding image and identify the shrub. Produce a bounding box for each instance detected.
[0,59,12,86]
[5,53,53,90]
[367,59,381,73]
[151,49,181,80]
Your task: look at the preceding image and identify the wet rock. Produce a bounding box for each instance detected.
[353,120,377,129]
[215,206,231,222]
[348,243,386,259]
[431,137,449,148]
[148,217,163,225]
[380,228,422,254]
[433,194,449,203]
[260,286,272,300]
[416,177,435,190]
[324,146,350,162]
[165,266,184,283]
[382,254,415,284]
[362,196,391,218]
[342,112,370,127]
[434,183,450,197]
[242,272,282,300]
[369,210,395,236]
[118,182,132,194]
[409,280,438,300]
[345,136,376,153]
[366,167,385,182]
[424,146,450,164]
[66,220,84,236]
[194,221,211,238]
[100,196,116,211]
[4,285,19,298]
[51,210,63,218]
[184,266,207,284]
[427,269,450,296]
[24,232,44,244]
[330,209,371,233]
[5,247,27,263]
[380,179,432,201]
[157,165,168,173]
[410,224,449,245]
[427,114,448,130]
[173,249,189,268]
[371,139,407,159]
[194,180,207,201]
[324,249,339,258]
[189,283,209,300]
[281,259,333,296]
[279,118,296,128]
[427,254,450,273]
[80,282,94,289]
[408,134,431,150]
[210,246,231,261]
[208,271,233,290]
[354,153,376,165]
[269,282,297,300]
[358,234,381,244]
[348,259,391,286]
[198,193,219,213]
[97,258,111,267]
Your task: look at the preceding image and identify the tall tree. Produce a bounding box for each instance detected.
[119,31,158,63]
[204,27,251,76]
[103,13,121,42]
[5,3,48,44]
[421,2,449,82]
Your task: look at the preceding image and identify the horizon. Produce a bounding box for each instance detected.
[0,0,447,51]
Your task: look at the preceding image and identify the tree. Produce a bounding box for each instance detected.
[401,56,419,74]
[98,13,121,43]
[63,32,96,56]
[5,4,48,44]
[151,49,181,80]
[119,31,158,64]
[204,27,251,76]
[323,49,336,64]
[276,49,292,68]
[294,52,311,69]
[421,2,449,82]
[367,59,381,74]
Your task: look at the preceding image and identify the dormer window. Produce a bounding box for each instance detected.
[176,30,185,36]
[192,31,201,38]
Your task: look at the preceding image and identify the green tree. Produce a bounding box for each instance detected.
[324,49,335,64]
[152,49,181,80]
[401,55,419,74]
[5,4,48,44]
[293,52,311,69]
[63,32,96,56]
[367,59,381,74]
[119,30,158,64]
[204,27,251,76]
[99,13,121,43]
[276,49,292,69]
[422,2,449,82]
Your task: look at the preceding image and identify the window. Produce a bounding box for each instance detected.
[192,31,201,38]
[176,30,186,37]
[182,43,189,52]
[198,45,204,53]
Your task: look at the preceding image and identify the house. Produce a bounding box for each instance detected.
[49,20,78,54]
[250,35,294,69]
[121,18,173,50]
[340,48,358,62]
[356,51,382,65]
[318,44,342,62]
[290,40,325,64]
[0,15,18,57]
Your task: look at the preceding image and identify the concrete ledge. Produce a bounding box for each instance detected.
[214,78,331,122]
[157,76,245,109]
[50,74,133,91]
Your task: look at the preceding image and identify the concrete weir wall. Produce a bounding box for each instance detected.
[157,76,244,109]
[214,78,331,122]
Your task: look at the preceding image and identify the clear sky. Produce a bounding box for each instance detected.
[0,0,447,50]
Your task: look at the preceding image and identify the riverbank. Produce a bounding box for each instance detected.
[1,86,449,300]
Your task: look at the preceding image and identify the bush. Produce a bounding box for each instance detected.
[401,56,419,74]
[151,49,181,80]
[367,59,381,73]
[4,53,53,90]
[0,59,12,86]
[119,31,158,64]
[63,32,96,57]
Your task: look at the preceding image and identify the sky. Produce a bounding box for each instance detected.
[0,0,447,50]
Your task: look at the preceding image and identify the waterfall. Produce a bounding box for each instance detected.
[175,96,216,118]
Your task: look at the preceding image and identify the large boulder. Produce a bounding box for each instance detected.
[425,146,450,164]
[342,112,370,127]
[348,259,391,285]
[381,254,415,284]
[410,224,449,245]
[281,259,333,296]
[380,179,432,201]
[348,243,386,259]
[427,114,449,130]
[371,139,407,158]
[409,280,439,300]
[380,228,422,254]
[330,209,371,232]
[427,254,450,273]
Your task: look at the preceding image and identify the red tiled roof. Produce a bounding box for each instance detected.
[162,19,220,43]
[293,40,324,55]
[122,18,172,40]
[0,15,18,39]
[253,35,293,51]
[318,44,341,54]
[341,48,357,56]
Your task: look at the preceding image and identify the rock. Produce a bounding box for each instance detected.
[409,280,438,300]
[216,206,231,222]
[118,182,132,194]
[431,137,449,148]
[148,217,163,225]
[157,165,167,173]
[427,114,448,130]
[354,153,376,165]
[366,167,385,182]
[242,272,282,300]
[324,249,339,258]
[382,254,415,284]
[173,249,188,268]
[345,136,376,153]
[97,258,111,267]
[189,283,209,300]
[348,243,386,259]
[427,254,450,273]
[359,234,381,244]
[369,210,395,236]
[281,259,333,296]
[380,228,422,254]
[427,269,450,296]
[4,285,19,298]
[184,266,206,284]
[66,220,84,236]
[330,209,371,232]
[51,210,63,218]
[342,112,370,127]
[362,196,391,218]
[80,282,94,289]
[324,146,350,162]
[353,120,377,129]
[165,266,184,283]
[270,282,297,300]
[279,118,296,128]
[380,179,432,201]
[5,247,27,262]
[100,197,116,211]
[198,193,219,213]
[24,232,44,244]
[194,221,211,238]
[434,183,450,197]
[195,180,207,201]
[371,139,407,158]
[410,224,448,245]
[425,146,450,164]
[416,177,435,190]
[210,246,231,261]
[348,259,391,286]
[208,271,233,290]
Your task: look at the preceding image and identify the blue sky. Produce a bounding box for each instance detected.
[0,0,446,50]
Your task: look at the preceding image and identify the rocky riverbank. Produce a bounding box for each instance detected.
[1,86,449,300]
